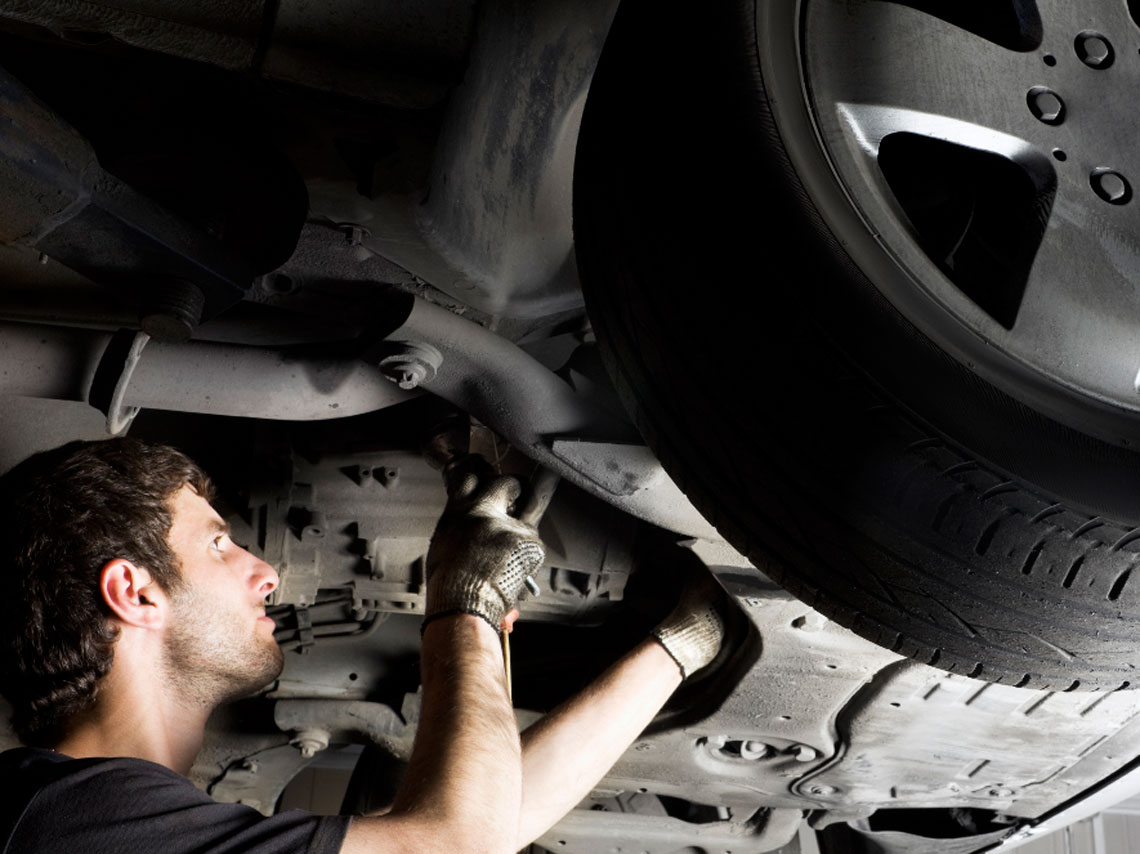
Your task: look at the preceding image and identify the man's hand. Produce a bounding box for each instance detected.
[341,458,538,854]
[424,461,546,632]
[651,571,726,678]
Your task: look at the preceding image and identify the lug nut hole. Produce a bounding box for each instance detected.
[1043,53,1057,66]
[1075,31,1114,69]
[1053,149,1067,162]
[1090,168,1131,205]
[1027,86,1065,125]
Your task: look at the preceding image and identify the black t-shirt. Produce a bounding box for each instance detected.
[0,747,352,853]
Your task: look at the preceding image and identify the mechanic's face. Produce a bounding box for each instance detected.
[162,485,283,707]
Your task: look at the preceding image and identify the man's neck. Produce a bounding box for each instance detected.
[52,646,211,776]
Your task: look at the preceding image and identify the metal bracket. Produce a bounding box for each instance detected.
[88,329,150,435]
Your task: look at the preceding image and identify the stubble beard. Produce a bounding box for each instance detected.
[163,586,285,709]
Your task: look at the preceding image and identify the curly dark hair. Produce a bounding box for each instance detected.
[0,437,214,746]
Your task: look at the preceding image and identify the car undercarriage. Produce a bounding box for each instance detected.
[3,2,1140,852]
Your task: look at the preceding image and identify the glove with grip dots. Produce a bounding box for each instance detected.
[423,462,546,632]
[652,573,726,679]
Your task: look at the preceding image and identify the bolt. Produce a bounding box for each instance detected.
[240,758,259,773]
[524,576,542,597]
[1091,169,1131,205]
[379,342,443,390]
[140,279,206,343]
[792,744,819,762]
[1075,32,1113,68]
[808,785,836,796]
[739,740,771,761]
[987,787,1015,798]
[1026,87,1064,125]
[291,727,329,758]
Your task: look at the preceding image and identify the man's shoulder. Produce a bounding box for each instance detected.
[0,745,202,798]
[0,746,351,854]
[0,744,181,773]
[0,745,211,852]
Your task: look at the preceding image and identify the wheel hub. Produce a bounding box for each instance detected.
[798,0,1140,443]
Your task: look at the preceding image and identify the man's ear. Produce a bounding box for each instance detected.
[100,559,166,630]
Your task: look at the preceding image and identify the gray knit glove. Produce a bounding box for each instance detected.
[424,464,546,632]
[652,574,726,678]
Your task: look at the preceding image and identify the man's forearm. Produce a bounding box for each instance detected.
[342,615,521,854]
[515,637,682,849]
[339,465,538,853]
[396,616,521,844]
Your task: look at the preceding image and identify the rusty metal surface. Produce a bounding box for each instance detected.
[0,0,473,107]
[0,62,256,323]
[0,60,95,243]
[0,0,262,69]
[264,0,475,108]
[305,0,619,322]
[413,0,617,318]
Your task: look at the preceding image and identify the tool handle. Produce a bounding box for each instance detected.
[516,467,561,528]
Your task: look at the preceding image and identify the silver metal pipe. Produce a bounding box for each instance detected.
[125,337,413,420]
[0,319,413,421]
[0,310,719,538]
[0,322,108,400]
[390,298,720,539]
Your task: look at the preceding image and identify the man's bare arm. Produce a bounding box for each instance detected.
[514,637,682,849]
[513,573,728,849]
[342,467,543,854]
[341,614,520,854]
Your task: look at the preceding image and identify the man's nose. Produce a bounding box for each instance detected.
[243,547,280,595]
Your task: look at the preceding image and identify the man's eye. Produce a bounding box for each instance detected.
[210,535,226,552]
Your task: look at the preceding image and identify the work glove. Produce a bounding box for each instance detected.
[423,459,546,632]
[652,572,726,679]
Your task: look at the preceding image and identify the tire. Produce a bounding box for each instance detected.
[573,0,1140,690]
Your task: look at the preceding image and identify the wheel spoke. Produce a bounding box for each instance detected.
[1004,213,1140,401]
[804,0,1034,153]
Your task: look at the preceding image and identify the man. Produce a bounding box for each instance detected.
[0,437,725,853]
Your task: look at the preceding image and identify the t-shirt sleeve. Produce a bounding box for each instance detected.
[7,757,352,854]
